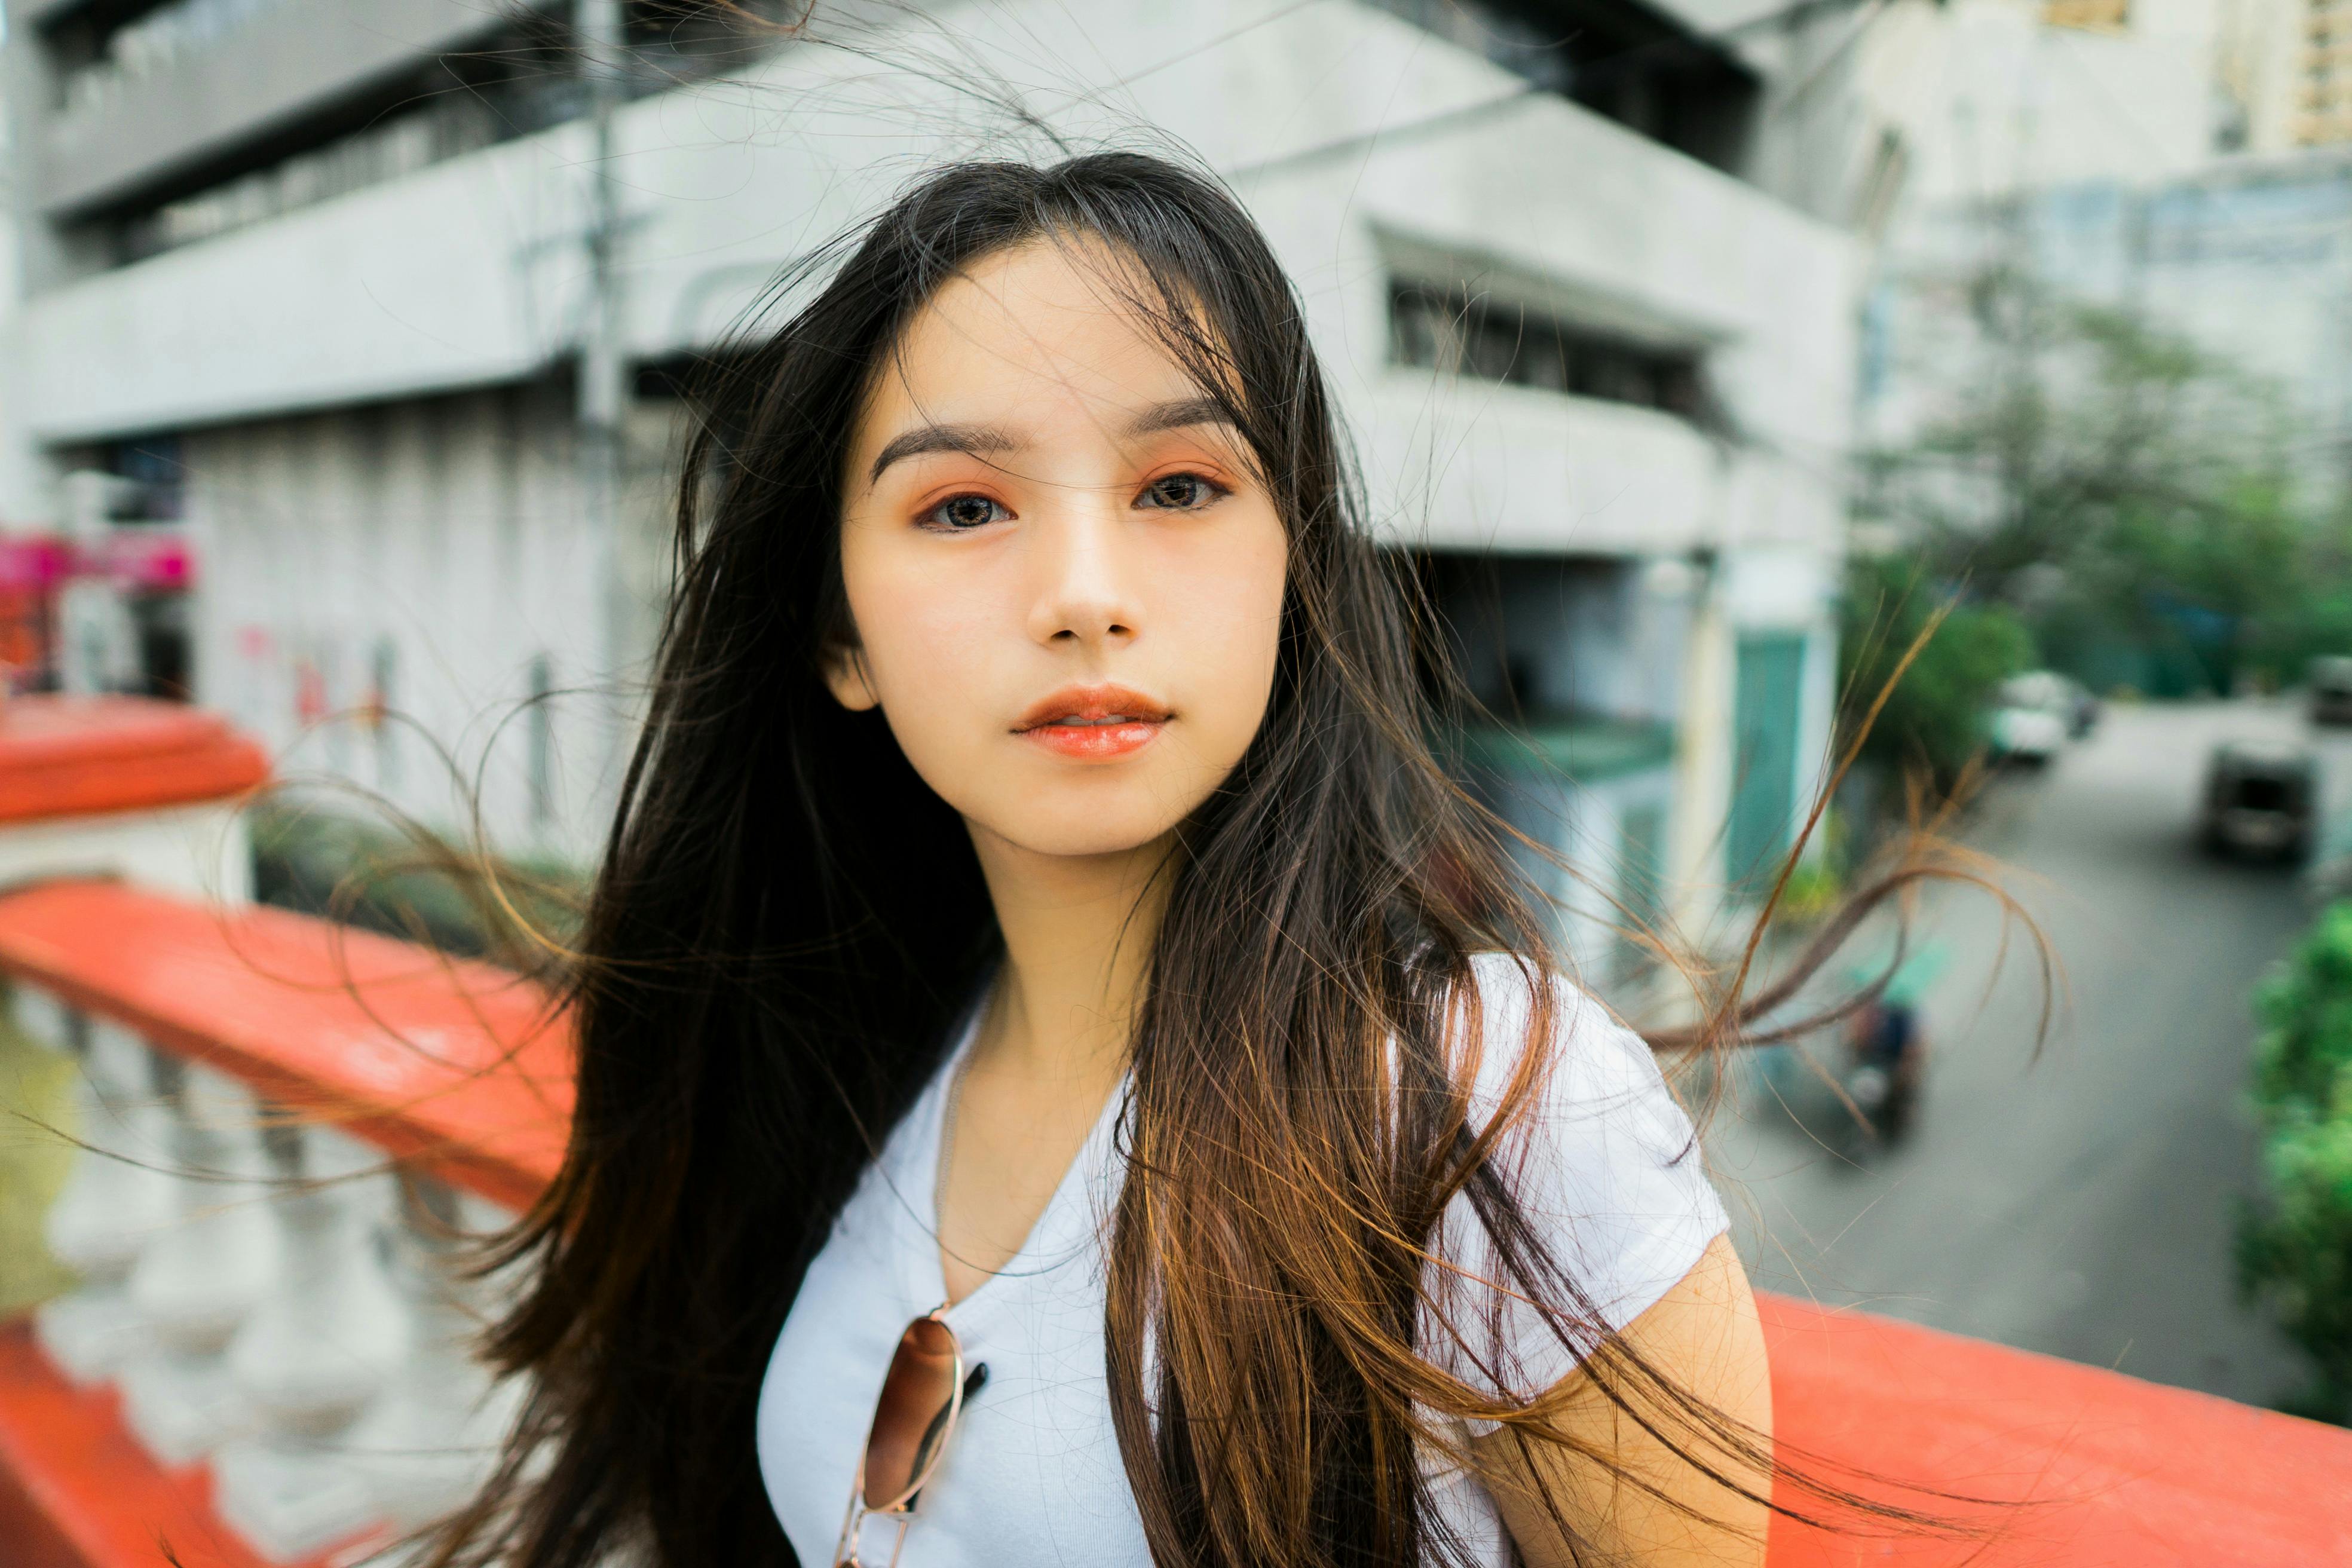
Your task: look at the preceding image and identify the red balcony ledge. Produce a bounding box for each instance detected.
[0,880,2344,1567]
[0,697,269,825]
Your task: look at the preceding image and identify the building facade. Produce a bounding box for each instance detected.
[1844,0,2352,511]
[1863,150,2352,556]
[0,0,1861,985]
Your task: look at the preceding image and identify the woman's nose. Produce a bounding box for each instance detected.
[1025,503,1142,648]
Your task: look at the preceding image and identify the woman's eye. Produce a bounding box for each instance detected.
[921,494,1009,531]
[1138,471,1227,512]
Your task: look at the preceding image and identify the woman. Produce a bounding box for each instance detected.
[449,152,1777,1568]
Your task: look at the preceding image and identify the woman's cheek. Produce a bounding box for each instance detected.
[1191,534,1287,767]
[851,578,999,774]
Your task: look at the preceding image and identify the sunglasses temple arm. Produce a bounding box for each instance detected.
[835,1486,864,1568]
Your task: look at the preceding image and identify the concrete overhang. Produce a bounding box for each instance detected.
[36,0,534,220]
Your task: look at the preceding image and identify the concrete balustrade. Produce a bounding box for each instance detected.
[8,963,540,1566]
[35,1015,179,1386]
[0,695,525,1566]
[213,1123,416,1560]
[0,690,532,1566]
[3,695,267,1377]
[0,696,265,899]
[0,869,2348,1565]
[345,1181,529,1539]
[0,870,565,1568]
[118,1060,284,1466]
[225,1123,408,1435]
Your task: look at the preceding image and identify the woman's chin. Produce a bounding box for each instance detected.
[968,806,1190,865]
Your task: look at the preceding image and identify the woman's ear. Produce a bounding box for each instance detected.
[822,643,881,712]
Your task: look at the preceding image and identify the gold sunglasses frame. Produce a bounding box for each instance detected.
[833,1310,977,1568]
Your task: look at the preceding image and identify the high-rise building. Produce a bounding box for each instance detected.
[2290,0,2352,143]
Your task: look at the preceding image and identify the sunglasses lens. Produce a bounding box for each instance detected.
[862,1316,961,1510]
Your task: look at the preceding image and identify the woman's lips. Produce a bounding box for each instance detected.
[1012,685,1171,761]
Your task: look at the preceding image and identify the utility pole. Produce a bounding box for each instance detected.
[577,0,629,837]
[1667,540,1732,948]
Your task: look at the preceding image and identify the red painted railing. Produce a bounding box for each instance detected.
[2,880,2347,1566]
[0,698,267,825]
[0,882,569,1214]
[0,1333,290,1568]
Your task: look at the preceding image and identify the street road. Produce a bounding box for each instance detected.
[1710,699,2333,1407]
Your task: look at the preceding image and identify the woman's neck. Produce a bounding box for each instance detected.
[964,824,1172,1086]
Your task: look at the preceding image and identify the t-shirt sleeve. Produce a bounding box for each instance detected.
[1420,953,1728,1432]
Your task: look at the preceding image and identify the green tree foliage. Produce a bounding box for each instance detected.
[2245,519,2352,681]
[2241,904,2352,1423]
[1839,555,2034,789]
[1866,262,2327,694]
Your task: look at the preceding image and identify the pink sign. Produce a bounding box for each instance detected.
[0,537,72,593]
[93,531,194,590]
[0,531,194,592]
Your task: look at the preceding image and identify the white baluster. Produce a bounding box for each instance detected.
[9,983,81,1335]
[118,1060,282,1465]
[10,982,75,1053]
[35,1019,179,1384]
[347,1181,528,1536]
[214,1120,410,1561]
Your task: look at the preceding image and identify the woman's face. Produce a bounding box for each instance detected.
[831,239,1289,861]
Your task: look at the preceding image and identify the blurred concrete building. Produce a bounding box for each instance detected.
[1842,0,2352,509]
[1871,151,2352,499]
[1833,0,2348,186]
[2211,0,2352,152]
[0,0,1867,977]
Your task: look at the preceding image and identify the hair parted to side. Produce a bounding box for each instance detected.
[408,151,2004,1568]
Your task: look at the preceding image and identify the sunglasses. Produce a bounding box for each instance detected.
[834,1309,990,1568]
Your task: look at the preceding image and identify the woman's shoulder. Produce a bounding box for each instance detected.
[1425,953,1729,1397]
[1446,950,1683,1134]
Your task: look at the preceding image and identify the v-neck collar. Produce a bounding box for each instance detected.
[911,989,1132,1330]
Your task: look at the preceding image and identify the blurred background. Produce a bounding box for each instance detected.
[0,0,2347,1511]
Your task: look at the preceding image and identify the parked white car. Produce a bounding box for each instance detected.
[2310,655,2352,726]
[1988,673,2075,764]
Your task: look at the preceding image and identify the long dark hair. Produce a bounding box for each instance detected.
[427,151,1925,1568]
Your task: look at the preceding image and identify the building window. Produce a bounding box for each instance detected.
[103,436,186,522]
[115,95,513,262]
[56,0,299,123]
[1390,283,1707,420]
[50,3,810,268]
[2042,0,2131,31]
[103,28,579,265]
[1364,0,1759,173]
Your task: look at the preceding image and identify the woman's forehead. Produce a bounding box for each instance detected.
[853,240,1228,457]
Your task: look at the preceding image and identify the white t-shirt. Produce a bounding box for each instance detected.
[756,953,1728,1566]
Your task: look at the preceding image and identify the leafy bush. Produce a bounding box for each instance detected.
[2250,566,2352,694]
[250,800,586,966]
[1839,556,2036,790]
[2240,902,2352,1423]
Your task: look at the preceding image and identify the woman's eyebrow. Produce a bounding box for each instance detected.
[865,399,1235,485]
[867,421,1019,484]
[1126,396,1235,437]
